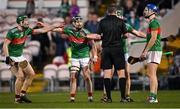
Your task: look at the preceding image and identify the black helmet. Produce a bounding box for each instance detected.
[72,16,82,22]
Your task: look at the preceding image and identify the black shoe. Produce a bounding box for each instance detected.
[102,98,112,103]
[70,99,75,102]
[88,99,93,102]
[120,98,127,103]
[15,98,23,103]
[100,96,107,102]
[20,95,32,103]
[126,96,134,102]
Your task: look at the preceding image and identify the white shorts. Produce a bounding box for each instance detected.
[10,55,27,62]
[146,51,162,64]
[71,58,90,73]
[124,53,129,62]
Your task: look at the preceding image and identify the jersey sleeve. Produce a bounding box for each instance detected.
[63,27,74,36]
[122,22,128,34]
[82,28,91,34]
[6,30,14,41]
[125,23,133,32]
[149,20,160,30]
[27,28,33,35]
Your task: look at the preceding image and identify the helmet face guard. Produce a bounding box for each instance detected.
[116,9,123,19]
[72,16,83,29]
[72,16,82,22]
[143,3,159,18]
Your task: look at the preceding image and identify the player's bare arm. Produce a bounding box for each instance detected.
[86,34,101,40]
[2,38,11,57]
[89,40,98,62]
[2,38,15,65]
[131,29,146,38]
[141,30,158,57]
[52,28,69,39]
[32,23,63,35]
[52,27,64,33]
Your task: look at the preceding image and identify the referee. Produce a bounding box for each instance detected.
[97,5,128,103]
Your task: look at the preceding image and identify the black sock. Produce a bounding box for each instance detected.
[119,78,126,99]
[20,90,26,96]
[104,78,111,99]
[15,95,20,99]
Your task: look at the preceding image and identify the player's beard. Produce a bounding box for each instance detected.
[21,25,29,29]
[144,13,155,19]
[74,24,83,31]
[20,21,29,29]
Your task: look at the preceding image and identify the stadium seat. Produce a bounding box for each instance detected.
[0,10,5,17]
[43,64,58,79]
[56,64,70,90]
[2,23,11,32]
[23,49,32,62]
[43,17,51,24]
[5,15,16,25]
[43,64,58,92]
[26,41,40,56]
[0,63,12,80]
[0,63,13,92]
[52,17,64,23]
[4,9,18,17]
[57,64,70,81]
[0,16,4,23]
[52,56,65,66]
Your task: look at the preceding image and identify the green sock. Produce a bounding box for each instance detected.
[153,94,157,99]
[149,92,157,99]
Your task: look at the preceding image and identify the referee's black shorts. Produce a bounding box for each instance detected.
[101,47,125,70]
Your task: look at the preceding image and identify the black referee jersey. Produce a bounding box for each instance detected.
[97,15,127,49]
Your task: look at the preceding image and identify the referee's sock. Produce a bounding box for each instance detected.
[119,78,126,99]
[104,78,111,99]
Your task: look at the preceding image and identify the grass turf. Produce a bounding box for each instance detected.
[0,90,180,108]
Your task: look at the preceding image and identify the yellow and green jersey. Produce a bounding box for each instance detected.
[63,27,91,58]
[147,19,162,51]
[6,27,33,57]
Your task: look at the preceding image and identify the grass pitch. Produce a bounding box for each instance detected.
[0,90,180,108]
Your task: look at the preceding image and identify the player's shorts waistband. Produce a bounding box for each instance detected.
[10,55,26,62]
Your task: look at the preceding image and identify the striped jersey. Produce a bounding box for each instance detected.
[147,19,162,51]
[6,27,33,57]
[63,27,91,58]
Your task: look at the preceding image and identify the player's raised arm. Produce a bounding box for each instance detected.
[86,34,101,40]
[52,27,64,33]
[32,23,64,35]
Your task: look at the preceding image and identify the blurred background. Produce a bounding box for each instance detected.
[0,0,179,93]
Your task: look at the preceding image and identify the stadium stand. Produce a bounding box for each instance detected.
[26,40,40,56]
[43,64,58,92]
[0,0,179,92]
[0,63,13,92]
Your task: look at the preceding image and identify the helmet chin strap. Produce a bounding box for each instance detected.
[145,12,155,19]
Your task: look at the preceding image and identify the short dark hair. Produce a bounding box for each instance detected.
[107,4,117,14]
